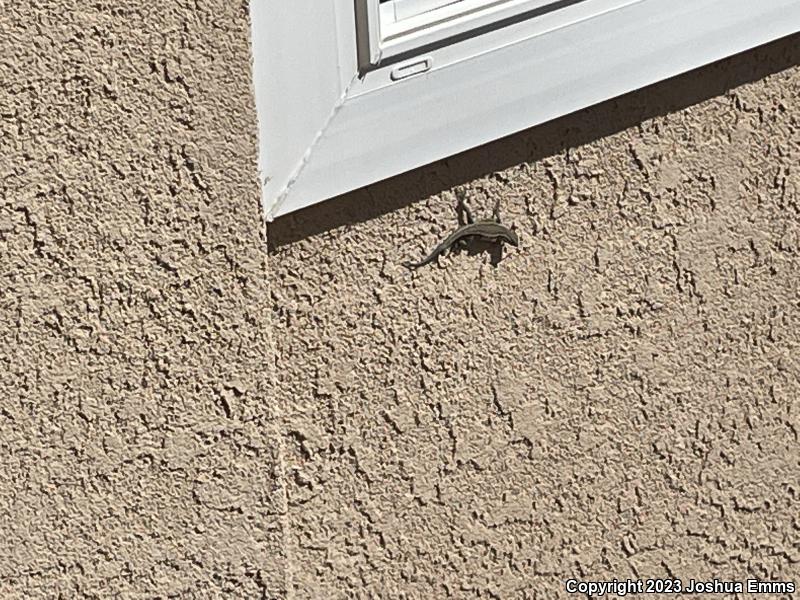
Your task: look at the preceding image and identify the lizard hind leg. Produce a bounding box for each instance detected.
[455,188,474,225]
[454,237,469,251]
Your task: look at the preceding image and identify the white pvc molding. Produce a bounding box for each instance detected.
[250,0,800,220]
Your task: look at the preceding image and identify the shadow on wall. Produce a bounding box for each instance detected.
[267,32,800,251]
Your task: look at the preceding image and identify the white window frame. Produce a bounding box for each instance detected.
[250,0,800,220]
[366,0,593,68]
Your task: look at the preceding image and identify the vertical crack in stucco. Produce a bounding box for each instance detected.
[246,8,295,595]
[262,223,293,599]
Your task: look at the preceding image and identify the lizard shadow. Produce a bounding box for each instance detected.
[461,239,505,268]
[267,33,800,251]
[411,240,505,269]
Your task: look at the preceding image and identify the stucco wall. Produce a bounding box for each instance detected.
[1,2,798,599]
[0,3,287,597]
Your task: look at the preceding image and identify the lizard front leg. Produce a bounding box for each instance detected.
[492,196,502,223]
[455,188,474,225]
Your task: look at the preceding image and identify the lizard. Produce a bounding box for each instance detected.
[403,190,518,269]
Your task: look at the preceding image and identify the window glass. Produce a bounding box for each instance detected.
[386,0,466,21]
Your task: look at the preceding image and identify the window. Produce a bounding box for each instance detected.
[365,0,585,67]
[250,0,800,220]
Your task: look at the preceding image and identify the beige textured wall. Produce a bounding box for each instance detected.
[0,3,287,598]
[1,3,798,599]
